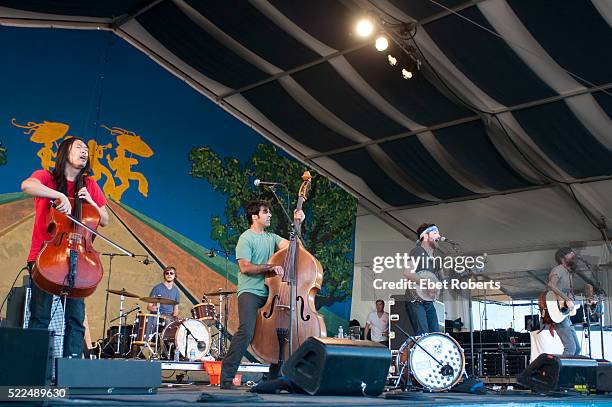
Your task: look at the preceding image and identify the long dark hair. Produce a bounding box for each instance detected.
[51,137,92,197]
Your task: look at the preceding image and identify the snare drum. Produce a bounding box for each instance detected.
[396,332,465,391]
[191,303,216,322]
[162,318,211,360]
[133,313,166,345]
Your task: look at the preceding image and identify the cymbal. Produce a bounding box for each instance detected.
[203,290,236,296]
[106,288,140,298]
[140,296,178,305]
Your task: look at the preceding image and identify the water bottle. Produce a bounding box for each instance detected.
[337,325,344,339]
[189,348,196,361]
[173,349,180,362]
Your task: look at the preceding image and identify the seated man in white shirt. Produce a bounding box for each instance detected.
[364,299,389,346]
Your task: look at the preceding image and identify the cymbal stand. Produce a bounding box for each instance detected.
[217,289,224,358]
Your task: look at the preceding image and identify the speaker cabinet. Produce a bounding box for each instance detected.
[0,327,53,386]
[518,353,597,393]
[282,337,391,396]
[56,359,161,394]
[597,360,612,392]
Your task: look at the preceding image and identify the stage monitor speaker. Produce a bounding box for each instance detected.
[56,358,161,394]
[282,337,390,396]
[0,327,53,386]
[517,353,597,393]
[597,360,612,392]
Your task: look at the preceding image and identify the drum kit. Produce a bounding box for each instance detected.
[395,332,465,392]
[101,287,236,361]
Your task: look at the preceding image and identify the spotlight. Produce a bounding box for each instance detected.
[387,54,397,66]
[375,36,389,52]
[355,18,374,37]
[402,68,413,79]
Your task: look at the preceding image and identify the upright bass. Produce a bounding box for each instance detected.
[250,171,326,365]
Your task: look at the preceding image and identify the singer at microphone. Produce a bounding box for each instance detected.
[402,223,448,336]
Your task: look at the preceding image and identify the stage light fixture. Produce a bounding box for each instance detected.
[356,18,374,37]
[387,55,397,66]
[402,68,413,79]
[375,36,389,52]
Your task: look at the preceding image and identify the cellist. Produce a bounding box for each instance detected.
[21,137,109,357]
[220,200,304,389]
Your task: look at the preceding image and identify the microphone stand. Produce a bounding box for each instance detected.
[180,319,197,360]
[577,256,607,359]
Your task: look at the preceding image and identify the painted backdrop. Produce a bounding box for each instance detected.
[0,26,356,341]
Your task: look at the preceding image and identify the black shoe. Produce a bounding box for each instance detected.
[220,381,238,390]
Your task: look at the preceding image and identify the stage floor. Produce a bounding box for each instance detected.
[44,385,612,406]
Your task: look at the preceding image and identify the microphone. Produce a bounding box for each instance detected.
[440,236,459,246]
[137,257,152,265]
[207,250,216,258]
[254,179,281,187]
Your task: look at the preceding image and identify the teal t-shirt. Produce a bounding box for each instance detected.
[235,229,284,297]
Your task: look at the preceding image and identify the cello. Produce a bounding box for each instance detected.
[32,174,104,298]
[250,171,327,365]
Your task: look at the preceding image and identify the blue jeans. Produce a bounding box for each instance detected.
[28,263,85,358]
[405,301,440,335]
[553,317,581,356]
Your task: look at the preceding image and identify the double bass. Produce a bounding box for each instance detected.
[250,171,326,365]
[32,176,104,298]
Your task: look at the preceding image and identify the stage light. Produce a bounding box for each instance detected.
[402,68,413,79]
[388,55,397,66]
[356,18,374,37]
[375,36,389,52]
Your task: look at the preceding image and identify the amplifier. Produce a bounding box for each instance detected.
[0,327,53,386]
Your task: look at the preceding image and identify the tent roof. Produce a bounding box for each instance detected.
[1,0,611,256]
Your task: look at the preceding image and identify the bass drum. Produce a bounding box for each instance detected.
[162,318,211,360]
[397,332,465,392]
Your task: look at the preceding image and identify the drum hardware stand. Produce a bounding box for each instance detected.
[136,298,164,360]
[207,248,233,357]
[108,305,140,355]
[101,252,151,343]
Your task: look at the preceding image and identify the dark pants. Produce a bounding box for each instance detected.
[27,262,85,358]
[221,293,272,383]
[405,301,440,336]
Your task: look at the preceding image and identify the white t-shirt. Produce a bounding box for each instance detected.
[367,311,389,342]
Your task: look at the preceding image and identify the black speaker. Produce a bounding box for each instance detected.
[282,337,390,396]
[0,327,53,386]
[389,295,415,350]
[517,353,597,393]
[597,360,612,392]
[56,359,161,394]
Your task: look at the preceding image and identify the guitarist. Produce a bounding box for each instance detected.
[547,247,590,356]
[402,223,445,335]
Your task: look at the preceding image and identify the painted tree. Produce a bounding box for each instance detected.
[189,144,357,302]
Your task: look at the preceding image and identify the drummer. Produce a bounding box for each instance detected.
[147,266,180,319]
